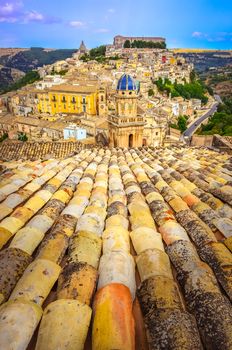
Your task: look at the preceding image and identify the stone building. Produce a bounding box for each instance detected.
[109,74,145,147]
[79,40,88,55]
[113,35,166,49]
[37,84,107,117]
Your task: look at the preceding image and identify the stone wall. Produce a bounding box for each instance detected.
[191,135,213,147]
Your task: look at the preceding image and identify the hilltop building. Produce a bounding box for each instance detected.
[79,40,88,55]
[113,35,166,49]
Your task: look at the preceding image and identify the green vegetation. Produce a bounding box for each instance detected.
[0,47,76,92]
[154,78,208,104]
[148,88,154,97]
[124,40,131,48]
[190,70,197,83]
[200,66,232,99]
[18,132,28,142]
[80,46,107,63]
[170,115,188,133]
[80,46,121,63]
[80,53,90,62]
[0,47,77,73]
[205,68,232,85]
[0,133,8,143]
[198,98,232,136]
[51,68,68,76]
[1,71,40,94]
[89,45,106,58]
[123,40,166,49]
[108,55,121,60]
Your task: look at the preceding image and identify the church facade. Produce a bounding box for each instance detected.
[109,74,145,148]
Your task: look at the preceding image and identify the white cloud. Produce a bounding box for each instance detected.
[69,20,86,28]
[24,10,44,22]
[0,1,61,24]
[95,28,109,33]
[0,1,23,22]
[192,31,232,42]
[192,31,205,38]
[108,8,115,13]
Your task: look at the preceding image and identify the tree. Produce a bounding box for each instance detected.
[198,108,232,136]
[154,78,208,104]
[130,40,166,49]
[177,115,188,133]
[80,53,90,62]
[89,45,106,59]
[206,85,214,96]
[148,88,154,97]
[1,71,40,94]
[123,40,131,48]
[0,133,8,142]
[18,132,28,142]
[190,70,197,83]
[51,69,68,76]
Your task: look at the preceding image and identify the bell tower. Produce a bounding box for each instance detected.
[98,86,107,117]
[109,74,145,148]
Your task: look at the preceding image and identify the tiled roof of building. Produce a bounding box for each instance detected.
[49,84,98,94]
[117,74,137,91]
[0,146,232,349]
[0,142,82,161]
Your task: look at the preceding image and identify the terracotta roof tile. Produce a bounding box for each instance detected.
[0,146,231,349]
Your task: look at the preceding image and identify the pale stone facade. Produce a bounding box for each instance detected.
[109,74,145,148]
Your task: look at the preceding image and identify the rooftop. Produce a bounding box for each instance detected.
[49,84,98,94]
[117,74,137,91]
[0,146,232,349]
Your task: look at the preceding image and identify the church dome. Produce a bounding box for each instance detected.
[117,74,137,91]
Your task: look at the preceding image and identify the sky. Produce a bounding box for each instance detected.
[0,0,232,49]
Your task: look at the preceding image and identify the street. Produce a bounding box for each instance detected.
[183,100,219,138]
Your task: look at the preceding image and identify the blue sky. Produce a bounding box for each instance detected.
[0,0,232,49]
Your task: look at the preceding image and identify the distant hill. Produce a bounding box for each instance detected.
[0,48,29,58]
[0,47,77,92]
[178,51,232,73]
[0,66,25,92]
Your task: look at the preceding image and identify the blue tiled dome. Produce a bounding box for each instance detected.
[117,74,137,91]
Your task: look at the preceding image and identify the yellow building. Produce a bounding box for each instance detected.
[37,84,107,117]
[170,57,176,65]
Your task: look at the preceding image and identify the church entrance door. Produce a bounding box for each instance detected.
[129,134,133,148]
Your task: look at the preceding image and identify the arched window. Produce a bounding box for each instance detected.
[129,134,133,148]
[143,138,147,146]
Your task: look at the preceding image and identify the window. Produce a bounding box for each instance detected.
[101,95,104,102]
[64,104,66,109]
[83,97,86,104]
[72,97,76,103]
[156,132,159,135]
[62,96,66,103]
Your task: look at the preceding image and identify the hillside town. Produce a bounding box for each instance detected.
[0,35,220,150]
[0,21,232,350]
